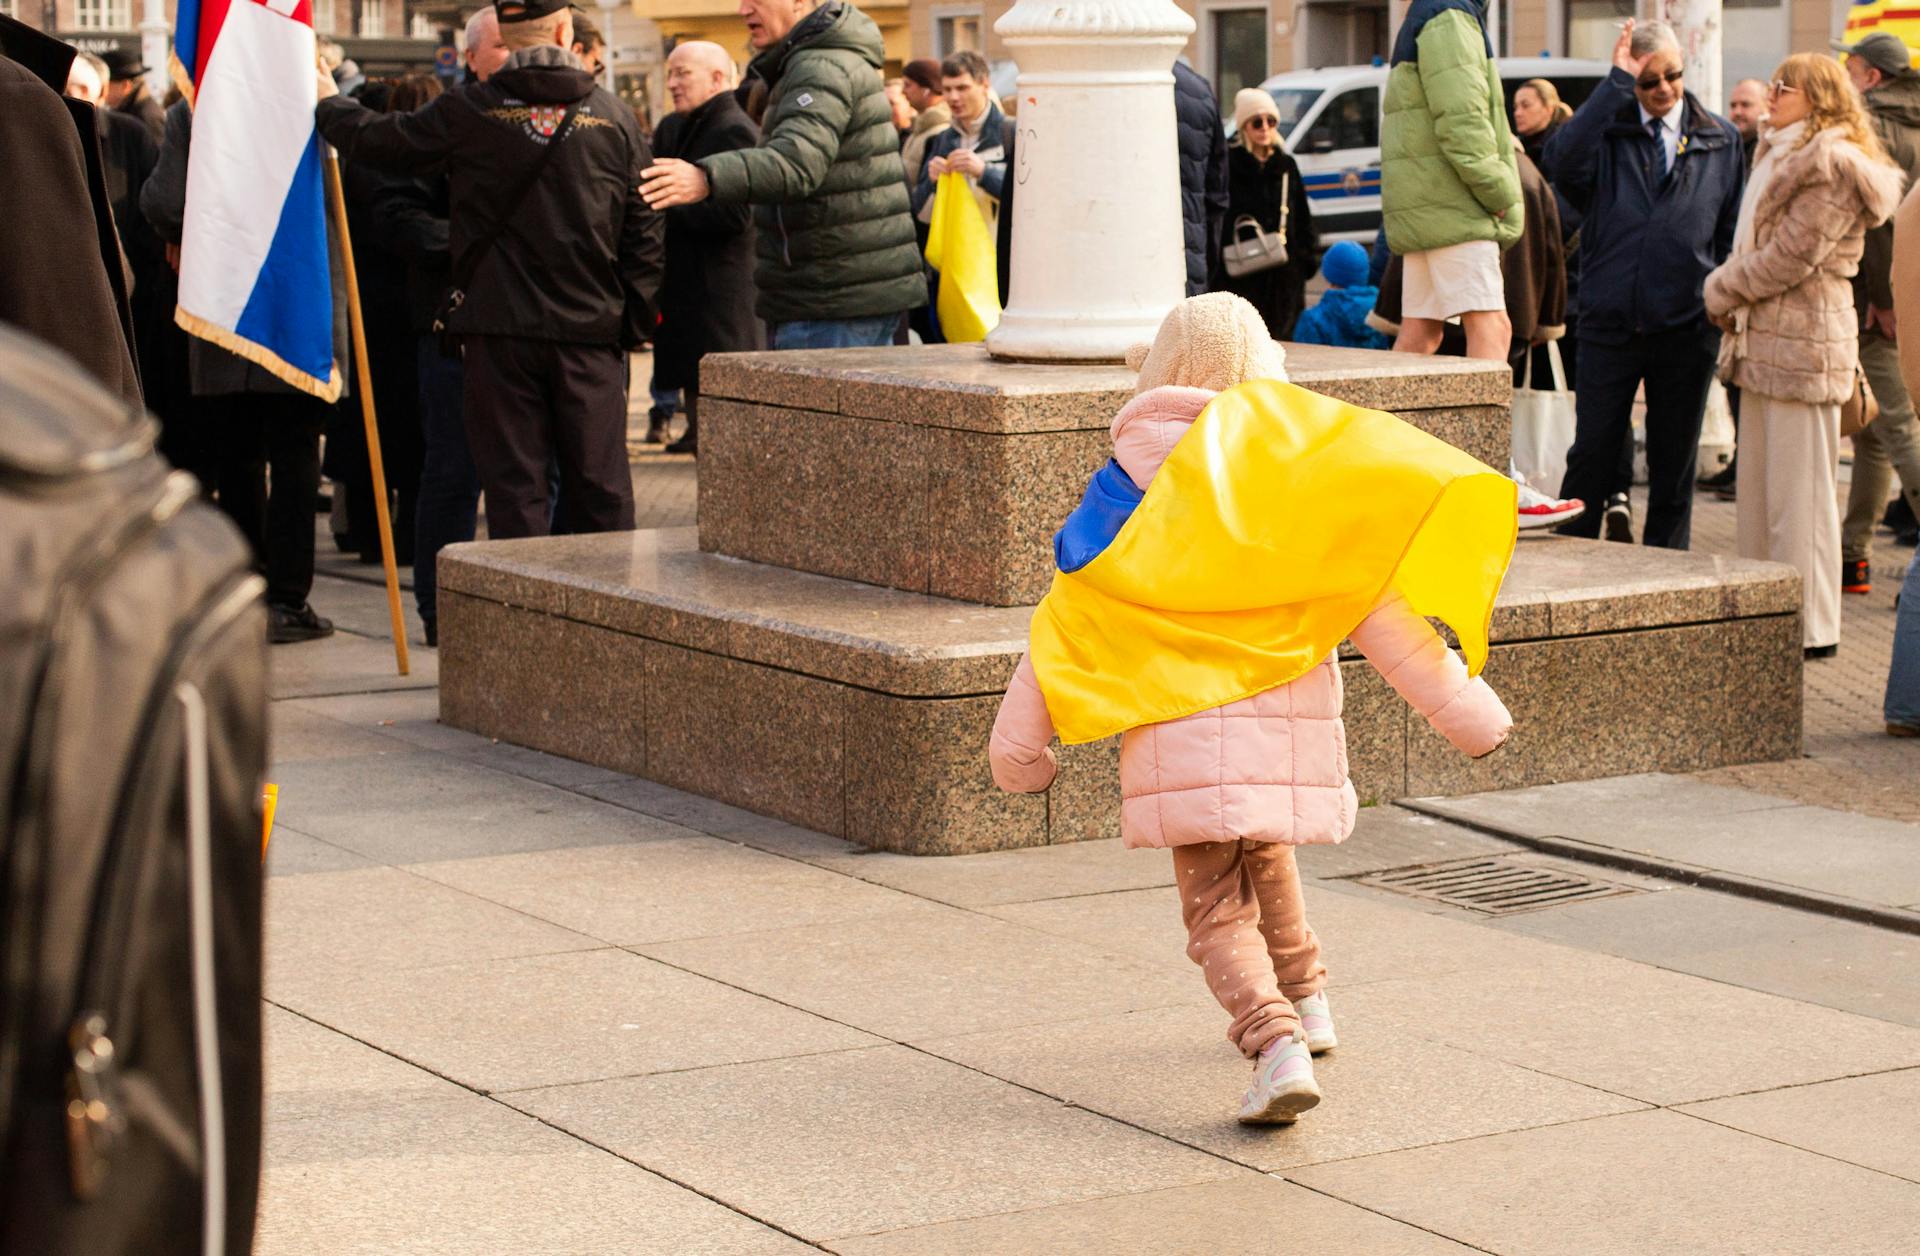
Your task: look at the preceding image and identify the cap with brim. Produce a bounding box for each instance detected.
[1831,31,1919,79]
[496,0,569,23]
[100,47,146,79]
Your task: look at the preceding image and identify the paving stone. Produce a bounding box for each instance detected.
[264,825,376,878]
[268,750,684,863]
[1293,805,1516,879]
[258,1090,811,1256]
[406,837,925,945]
[509,1044,1244,1242]
[1353,947,1920,1105]
[1491,886,1920,1027]
[795,837,1175,908]
[266,866,600,986]
[1679,1068,1920,1184]
[1415,772,1799,832]
[918,999,1642,1173]
[268,702,408,764]
[826,1174,1478,1255]
[1416,775,1920,906]
[305,571,430,644]
[293,688,476,752]
[268,622,438,700]
[264,1004,459,1127]
[273,947,879,1093]
[633,905,1205,1042]
[985,879,1574,989]
[1288,1108,1920,1256]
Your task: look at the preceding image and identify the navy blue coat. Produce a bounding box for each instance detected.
[1173,60,1230,295]
[1542,67,1744,343]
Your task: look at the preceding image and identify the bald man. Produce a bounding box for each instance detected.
[650,39,761,453]
[1726,78,1768,161]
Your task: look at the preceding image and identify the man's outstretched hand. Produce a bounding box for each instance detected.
[640,159,710,209]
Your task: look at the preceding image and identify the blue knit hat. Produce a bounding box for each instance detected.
[1320,240,1369,289]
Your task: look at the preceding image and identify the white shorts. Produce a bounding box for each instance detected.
[1401,239,1505,320]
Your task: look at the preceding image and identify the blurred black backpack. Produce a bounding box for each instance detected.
[0,324,267,1254]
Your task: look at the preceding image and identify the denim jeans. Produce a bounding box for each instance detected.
[414,336,479,626]
[770,314,903,350]
[1887,545,1920,729]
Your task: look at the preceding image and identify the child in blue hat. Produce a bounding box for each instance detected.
[1292,241,1391,350]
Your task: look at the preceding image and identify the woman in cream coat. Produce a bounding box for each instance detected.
[1705,53,1904,656]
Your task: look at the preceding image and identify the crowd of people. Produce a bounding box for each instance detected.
[5,0,1918,721]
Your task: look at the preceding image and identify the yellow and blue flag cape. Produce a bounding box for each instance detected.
[1030,379,1518,745]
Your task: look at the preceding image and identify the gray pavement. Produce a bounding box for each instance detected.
[259,656,1920,1252]
[256,384,1920,1252]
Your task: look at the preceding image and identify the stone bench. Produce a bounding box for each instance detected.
[439,530,1802,855]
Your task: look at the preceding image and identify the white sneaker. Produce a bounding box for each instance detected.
[1514,477,1585,530]
[1295,990,1338,1054]
[1237,1032,1321,1125]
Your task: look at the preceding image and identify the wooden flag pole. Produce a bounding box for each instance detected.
[321,150,410,677]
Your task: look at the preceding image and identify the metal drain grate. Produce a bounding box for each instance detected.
[1351,857,1641,916]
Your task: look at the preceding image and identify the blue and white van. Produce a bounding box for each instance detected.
[1253,58,1613,246]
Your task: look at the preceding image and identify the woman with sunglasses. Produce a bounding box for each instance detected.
[1704,54,1904,658]
[1220,88,1318,340]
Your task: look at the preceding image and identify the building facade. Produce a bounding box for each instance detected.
[9,0,441,78]
[906,0,1860,107]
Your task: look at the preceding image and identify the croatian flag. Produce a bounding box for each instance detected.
[172,0,341,399]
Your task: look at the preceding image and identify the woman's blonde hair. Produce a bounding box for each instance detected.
[1774,52,1886,159]
[1520,78,1573,125]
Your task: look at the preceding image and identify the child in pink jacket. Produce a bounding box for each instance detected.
[989,294,1512,1125]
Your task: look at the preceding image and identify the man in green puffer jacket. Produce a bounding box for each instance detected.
[640,0,924,349]
[1381,0,1522,363]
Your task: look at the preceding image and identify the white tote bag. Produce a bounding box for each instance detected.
[1510,341,1576,495]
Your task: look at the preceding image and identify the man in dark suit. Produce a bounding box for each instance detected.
[651,40,763,454]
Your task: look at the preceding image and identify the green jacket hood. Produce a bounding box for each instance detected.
[750,2,885,82]
[1867,75,1920,130]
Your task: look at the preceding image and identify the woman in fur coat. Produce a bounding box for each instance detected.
[1705,53,1904,656]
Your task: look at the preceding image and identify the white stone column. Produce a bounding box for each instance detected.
[986,0,1195,363]
[1652,0,1723,112]
[141,0,170,98]
[595,0,621,92]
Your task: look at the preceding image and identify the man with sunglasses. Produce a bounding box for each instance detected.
[1543,18,1745,550]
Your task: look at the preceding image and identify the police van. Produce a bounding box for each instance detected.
[1255,58,1613,246]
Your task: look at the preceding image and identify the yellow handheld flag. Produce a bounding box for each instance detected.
[924,171,1001,343]
[1029,379,1518,744]
[261,783,278,859]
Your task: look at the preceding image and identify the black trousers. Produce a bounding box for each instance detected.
[461,336,633,540]
[201,391,327,609]
[1557,325,1719,549]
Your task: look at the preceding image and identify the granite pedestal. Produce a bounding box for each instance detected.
[440,530,1801,856]
[440,345,1803,855]
[698,344,1513,607]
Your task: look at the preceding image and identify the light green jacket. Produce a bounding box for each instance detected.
[1381,9,1523,254]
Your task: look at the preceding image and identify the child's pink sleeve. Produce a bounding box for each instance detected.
[989,653,1059,792]
[1349,593,1512,759]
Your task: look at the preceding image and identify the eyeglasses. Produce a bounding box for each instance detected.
[1768,80,1801,98]
[1635,68,1685,91]
[1244,116,1278,131]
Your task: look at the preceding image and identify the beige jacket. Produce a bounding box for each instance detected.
[1893,183,1920,398]
[901,101,950,187]
[1705,125,1904,404]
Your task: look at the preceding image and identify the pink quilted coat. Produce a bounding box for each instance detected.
[988,385,1513,849]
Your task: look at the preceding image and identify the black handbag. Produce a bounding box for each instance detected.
[432,99,581,351]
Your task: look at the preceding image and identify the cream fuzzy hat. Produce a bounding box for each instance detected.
[1125,293,1289,395]
[1233,87,1279,132]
